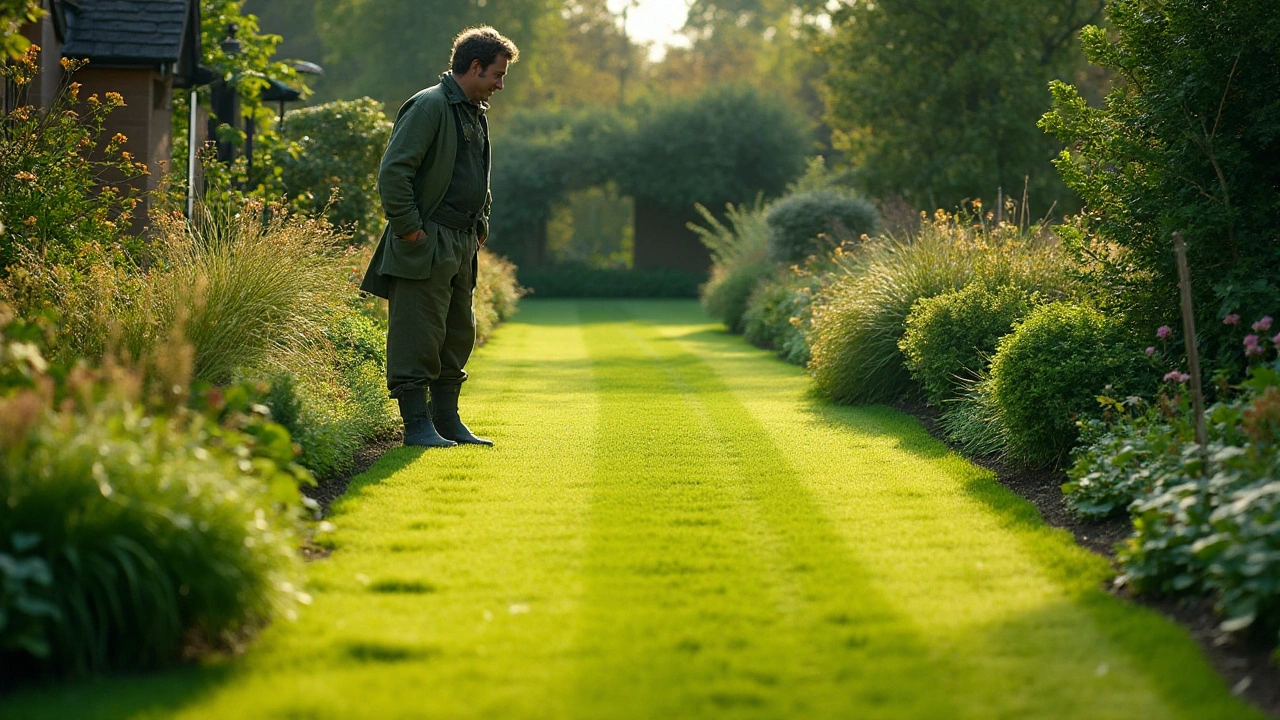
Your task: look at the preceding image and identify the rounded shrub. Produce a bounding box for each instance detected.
[765,189,879,263]
[900,284,1033,406]
[987,302,1146,466]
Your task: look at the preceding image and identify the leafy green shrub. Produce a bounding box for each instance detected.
[987,303,1146,466]
[1041,0,1280,366]
[0,49,146,275]
[0,323,311,676]
[517,264,702,299]
[900,284,1033,406]
[475,249,524,343]
[277,98,393,243]
[765,189,879,263]
[809,212,1074,404]
[742,251,846,366]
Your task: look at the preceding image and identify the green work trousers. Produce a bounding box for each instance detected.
[385,224,479,397]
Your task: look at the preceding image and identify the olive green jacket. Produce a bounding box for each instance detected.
[360,75,491,299]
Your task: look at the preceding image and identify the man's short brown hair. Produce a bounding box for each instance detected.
[450,26,519,74]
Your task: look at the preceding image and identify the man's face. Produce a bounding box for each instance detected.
[466,55,508,103]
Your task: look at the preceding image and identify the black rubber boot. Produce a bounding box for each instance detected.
[397,389,456,448]
[429,385,494,446]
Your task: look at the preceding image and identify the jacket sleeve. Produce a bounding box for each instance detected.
[378,100,438,238]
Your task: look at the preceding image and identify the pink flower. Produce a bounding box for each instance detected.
[1274,332,1280,348]
[1156,325,1172,339]
[1244,334,1264,358]
[1145,346,1156,356]
[1224,313,1241,325]
[1163,370,1191,383]
[1253,316,1273,332]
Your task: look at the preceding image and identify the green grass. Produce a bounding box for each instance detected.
[2,300,1258,719]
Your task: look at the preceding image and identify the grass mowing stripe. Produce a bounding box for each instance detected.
[644,299,1258,720]
[574,302,962,719]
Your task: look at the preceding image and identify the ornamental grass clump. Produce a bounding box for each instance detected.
[150,202,351,385]
[693,199,774,333]
[808,210,1074,404]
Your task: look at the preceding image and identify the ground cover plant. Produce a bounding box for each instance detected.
[0,300,1257,718]
[1065,320,1280,652]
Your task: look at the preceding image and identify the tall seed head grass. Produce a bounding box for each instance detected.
[808,210,1077,404]
[150,203,352,385]
[693,199,775,332]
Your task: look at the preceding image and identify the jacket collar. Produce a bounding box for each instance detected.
[441,72,488,113]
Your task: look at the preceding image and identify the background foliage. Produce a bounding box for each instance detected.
[1041,0,1280,366]
[822,0,1104,214]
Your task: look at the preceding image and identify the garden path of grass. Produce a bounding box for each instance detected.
[5,299,1261,720]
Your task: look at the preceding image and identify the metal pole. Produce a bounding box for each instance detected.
[187,89,198,218]
[1173,231,1208,468]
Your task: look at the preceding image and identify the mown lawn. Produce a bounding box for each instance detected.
[4,300,1259,719]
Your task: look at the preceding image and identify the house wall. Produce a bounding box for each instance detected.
[73,67,174,232]
[632,200,711,273]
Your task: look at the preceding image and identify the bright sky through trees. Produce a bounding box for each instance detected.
[608,0,691,59]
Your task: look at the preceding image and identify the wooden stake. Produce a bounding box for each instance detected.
[1172,232,1209,467]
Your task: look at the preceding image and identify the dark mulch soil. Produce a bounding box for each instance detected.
[298,435,400,562]
[302,435,401,516]
[896,400,1280,718]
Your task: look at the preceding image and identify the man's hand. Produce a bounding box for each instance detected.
[399,228,427,242]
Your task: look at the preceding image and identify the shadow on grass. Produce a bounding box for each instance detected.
[0,663,237,720]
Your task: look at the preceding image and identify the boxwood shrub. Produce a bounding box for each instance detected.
[987,302,1146,466]
[765,189,879,263]
[900,284,1033,406]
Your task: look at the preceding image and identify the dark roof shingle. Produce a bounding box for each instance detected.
[62,0,193,66]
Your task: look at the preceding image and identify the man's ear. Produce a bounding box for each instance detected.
[469,58,484,76]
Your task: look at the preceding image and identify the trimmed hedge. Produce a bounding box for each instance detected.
[518,264,703,299]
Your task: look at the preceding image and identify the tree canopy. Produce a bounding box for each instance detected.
[821,0,1104,214]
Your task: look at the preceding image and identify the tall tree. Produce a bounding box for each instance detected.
[821,0,1103,213]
